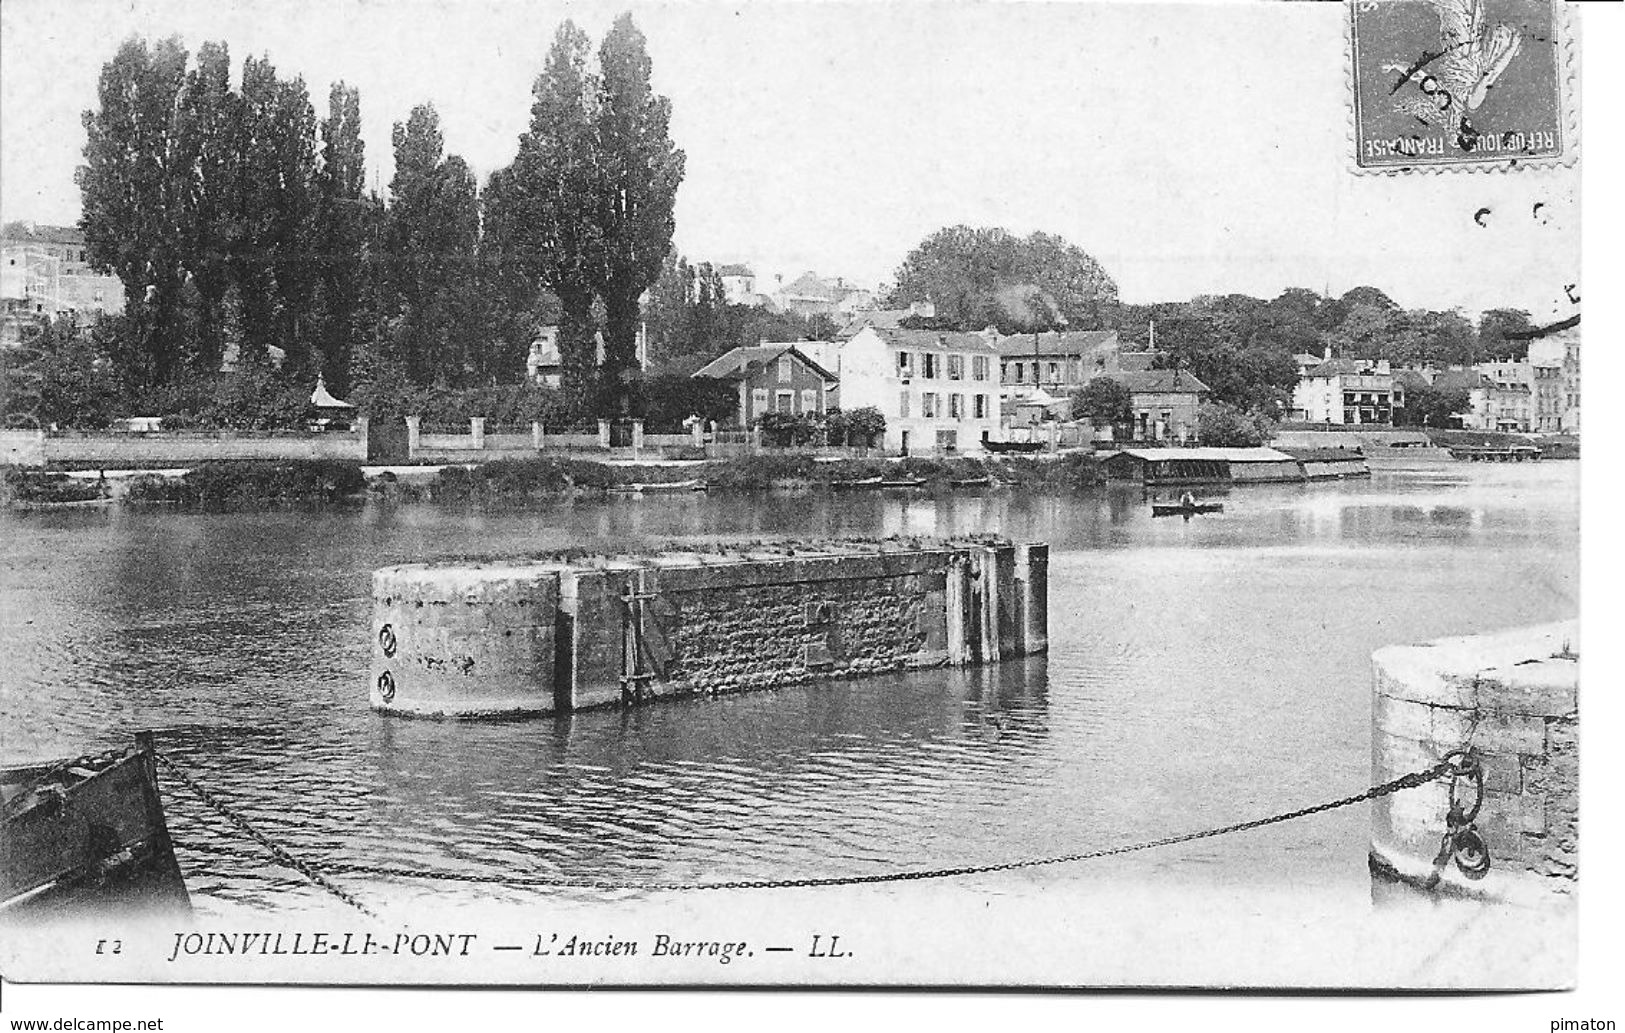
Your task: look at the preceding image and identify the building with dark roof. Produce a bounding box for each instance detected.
[692,343,836,427]
[997,330,1121,400]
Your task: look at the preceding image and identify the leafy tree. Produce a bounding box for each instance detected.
[174,40,242,377]
[1401,384,1471,428]
[1325,305,1478,366]
[759,410,821,447]
[77,36,192,388]
[311,81,372,394]
[594,14,685,413]
[641,373,735,430]
[1478,308,1534,361]
[1340,285,1399,312]
[379,104,480,386]
[10,318,127,429]
[841,406,886,448]
[491,21,609,401]
[889,226,1117,332]
[1197,401,1273,446]
[1071,377,1131,428]
[234,55,321,376]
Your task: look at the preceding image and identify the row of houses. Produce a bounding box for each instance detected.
[690,318,1213,454]
[1288,315,1581,433]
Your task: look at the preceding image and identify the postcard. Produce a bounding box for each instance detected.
[0,0,1596,1013]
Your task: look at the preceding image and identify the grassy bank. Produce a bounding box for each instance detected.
[2,468,110,507]
[124,460,367,506]
[7,450,1105,509]
[423,451,1104,502]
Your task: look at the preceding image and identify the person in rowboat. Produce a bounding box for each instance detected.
[1179,490,1197,508]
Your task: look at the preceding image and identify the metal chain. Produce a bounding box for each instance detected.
[160,750,1455,895]
[154,750,378,918]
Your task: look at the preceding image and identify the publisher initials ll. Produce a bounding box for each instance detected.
[809,935,847,958]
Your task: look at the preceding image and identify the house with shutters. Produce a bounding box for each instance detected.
[692,343,837,427]
[837,326,1003,453]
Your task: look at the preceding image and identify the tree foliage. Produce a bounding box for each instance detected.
[595,14,685,405]
[1196,401,1274,446]
[889,226,1118,333]
[1070,377,1131,428]
[376,105,481,386]
[1477,308,1534,361]
[643,252,838,375]
[1399,384,1471,428]
[488,15,684,412]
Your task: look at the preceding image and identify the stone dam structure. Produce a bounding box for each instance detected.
[1370,621,1578,906]
[369,537,1048,719]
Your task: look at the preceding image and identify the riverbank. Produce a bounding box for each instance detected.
[4,452,1108,509]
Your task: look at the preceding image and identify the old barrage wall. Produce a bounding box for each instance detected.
[1370,621,1578,905]
[370,537,1048,719]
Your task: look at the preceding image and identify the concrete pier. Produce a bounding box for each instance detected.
[370,537,1048,719]
[1370,621,1578,905]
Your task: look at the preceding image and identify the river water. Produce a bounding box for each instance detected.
[0,458,1578,916]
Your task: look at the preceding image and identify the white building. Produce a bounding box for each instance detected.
[1291,358,1394,424]
[1522,316,1580,433]
[716,264,760,306]
[837,326,1003,453]
[2,223,124,345]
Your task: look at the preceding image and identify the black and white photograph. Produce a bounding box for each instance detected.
[0,0,1614,1024]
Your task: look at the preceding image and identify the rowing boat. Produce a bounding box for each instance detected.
[1151,501,1224,517]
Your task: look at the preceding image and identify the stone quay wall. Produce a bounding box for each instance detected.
[1370,621,1578,905]
[370,539,1048,719]
[1,426,367,467]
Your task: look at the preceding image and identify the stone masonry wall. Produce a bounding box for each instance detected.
[43,431,365,465]
[371,540,1047,720]
[1371,621,1577,904]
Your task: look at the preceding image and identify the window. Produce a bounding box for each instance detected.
[1014,362,1025,382]
[800,388,817,413]
[778,356,792,382]
[973,394,988,419]
[947,354,964,380]
[922,392,939,418]
[1000,363,1009,382]
[923,353,939,379]
[899,390,911,417]
[776,390,794,412]
[897,351,913,376]
[973,356,990,381]
[1047,362,1059,382]
[752,388,768,416]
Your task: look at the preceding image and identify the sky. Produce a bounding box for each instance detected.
[0,0,1587,319]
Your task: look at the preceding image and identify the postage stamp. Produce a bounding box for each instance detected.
[1350,0,1570,171]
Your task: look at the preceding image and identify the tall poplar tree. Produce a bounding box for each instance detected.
[174,40,242,376]
[593,14,684,412]
[77,36,192,387]
[381,104,479,385]
[490,20,608,401]
[233,56,320,375]
[313,81,370,392]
